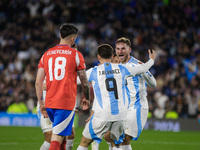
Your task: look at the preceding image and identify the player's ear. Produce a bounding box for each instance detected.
[111,55,114,61]
[71,35,75,42]
[97,54,101,61]
[129,47,131,53]
[70,35,76,44]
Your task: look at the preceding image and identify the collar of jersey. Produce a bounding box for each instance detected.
[119,56,134,65]
[57,44,69,46]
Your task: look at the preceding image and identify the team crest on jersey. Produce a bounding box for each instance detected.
[106,63,109,66]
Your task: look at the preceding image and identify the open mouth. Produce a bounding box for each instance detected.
[118,55,124,59]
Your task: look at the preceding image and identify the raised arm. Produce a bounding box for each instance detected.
[141,71,157,88]
[77,69,90,109]
[137,58,157,88]
[149,49,156,61]
[127,49,157,76]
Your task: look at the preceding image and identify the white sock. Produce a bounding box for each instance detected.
[120,145,132,150]
[77,145,88,150]
[40,141,50,150]
[91,141,99,150]
[106,142,112,150]
[66,139,74,150]
[113,147,123,150]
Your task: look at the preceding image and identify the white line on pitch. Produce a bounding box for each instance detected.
[138,140,200,145]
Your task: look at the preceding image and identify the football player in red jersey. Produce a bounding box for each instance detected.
[35,24,90,150]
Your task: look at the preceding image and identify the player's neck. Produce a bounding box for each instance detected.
[100,59,111,65]
[59,39,71,47]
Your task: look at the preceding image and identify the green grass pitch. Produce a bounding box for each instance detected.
[0,126,200,150]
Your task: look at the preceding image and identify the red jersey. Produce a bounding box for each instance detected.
[38,44,86,110]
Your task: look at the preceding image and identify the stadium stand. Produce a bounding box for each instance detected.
[0,0,200,119]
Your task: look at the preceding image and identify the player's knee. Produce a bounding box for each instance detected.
[104,135,111,142]
[44,131,52,143]
[82,139,91,145]
[104,131,111,142]
[80,136,93,147]
[123,135,132,145]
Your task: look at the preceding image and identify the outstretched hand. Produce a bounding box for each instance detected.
[81,98,90,110]
[148,49,156,61]
[75,108,78,114]
[40,105,49,118]
[85,116,92,123]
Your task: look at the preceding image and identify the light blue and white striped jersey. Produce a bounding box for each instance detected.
[87,59,154,121]
[125,56,156,109]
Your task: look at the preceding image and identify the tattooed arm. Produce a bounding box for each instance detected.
[77,69,90,109]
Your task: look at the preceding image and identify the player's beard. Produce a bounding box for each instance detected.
[121,53,129,64]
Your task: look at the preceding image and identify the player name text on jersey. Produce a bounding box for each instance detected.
[99,69,120,75]
[47,50,72,55]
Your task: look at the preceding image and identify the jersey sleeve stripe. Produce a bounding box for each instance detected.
[41,55,44,65]
[75,52,80,67]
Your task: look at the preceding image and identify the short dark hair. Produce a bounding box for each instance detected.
[60,24,78,39]
[113,53,117,57]
[115,37,131,47]
[98,44,113,59]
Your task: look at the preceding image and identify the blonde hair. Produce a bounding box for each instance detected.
[115,37,131,47]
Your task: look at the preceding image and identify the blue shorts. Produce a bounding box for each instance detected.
[46,108,75,136]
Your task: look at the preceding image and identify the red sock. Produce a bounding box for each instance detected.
[60,140,66,150]
[49,141,61,150]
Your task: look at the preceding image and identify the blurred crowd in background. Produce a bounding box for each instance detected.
[0,0,200,119]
